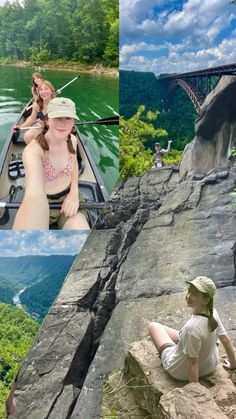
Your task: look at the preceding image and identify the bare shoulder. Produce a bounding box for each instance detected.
[23,140,43,161]
[32,101,40,112]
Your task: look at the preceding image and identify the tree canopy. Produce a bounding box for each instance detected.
[120,70,196,151]
[0,304,39,418]
[0,0,118,67]
[120,106,167,179]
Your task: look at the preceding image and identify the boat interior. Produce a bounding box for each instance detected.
[0,112,106,229]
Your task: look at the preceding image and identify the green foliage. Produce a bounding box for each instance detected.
[120,106,167,180]
[120,70,196,151]
[103,19,119,67]
[0,304,39,417]
[0,255,75,322]
[0,0,118,67]
[0,276,15,305]
[163,149,183,166]
[29,47,51,65]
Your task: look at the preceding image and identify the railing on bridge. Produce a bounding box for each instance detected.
[158,62,236,113]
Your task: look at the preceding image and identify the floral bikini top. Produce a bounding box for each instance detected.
[42,151,74,182]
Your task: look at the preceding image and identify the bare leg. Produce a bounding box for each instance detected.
[62,212,90,230]
[13,196,49,230]
[148,322,176,352]
[163,325,180,343]
[6,385,16,415]
[24,128,42,144]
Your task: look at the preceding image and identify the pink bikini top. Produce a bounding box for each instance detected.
[42,152,74,182]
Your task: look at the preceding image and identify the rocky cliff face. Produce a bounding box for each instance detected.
[180,75,236,180]
[10,78,236,419]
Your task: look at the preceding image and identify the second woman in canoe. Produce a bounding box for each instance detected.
[31,72,43,101]
[13,80,55,145]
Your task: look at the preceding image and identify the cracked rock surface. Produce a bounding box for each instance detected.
[10,77,236,419]
[10,163,236,419]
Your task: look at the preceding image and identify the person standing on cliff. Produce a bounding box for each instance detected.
[153,140,172,168]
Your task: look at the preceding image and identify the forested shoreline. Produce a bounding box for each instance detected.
[0,0,118,68]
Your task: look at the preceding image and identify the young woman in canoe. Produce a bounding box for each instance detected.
[13,80,55,145]
[31,72,43,101]
[149,276,236,382]
[13,97,90,230]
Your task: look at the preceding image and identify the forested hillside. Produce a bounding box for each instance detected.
[0,304,39,418]
[0,255,75,321]
[0,276,15,305]
[0,0,118,67]
[120,70,196,150]
[20,269,72,321]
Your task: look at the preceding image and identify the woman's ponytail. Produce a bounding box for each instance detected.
[207,297,218,332]
[67,133,76,154]
[37,124,49,151]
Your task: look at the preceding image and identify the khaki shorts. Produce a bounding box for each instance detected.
[158,343,176,358]
[47,188,88,229]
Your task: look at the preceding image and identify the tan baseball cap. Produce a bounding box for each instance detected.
[186,276,216,297]
[47,97,79,120]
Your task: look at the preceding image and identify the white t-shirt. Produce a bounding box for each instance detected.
[161,308,227,380]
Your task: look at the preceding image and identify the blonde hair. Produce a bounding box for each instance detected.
[37,80,55,111]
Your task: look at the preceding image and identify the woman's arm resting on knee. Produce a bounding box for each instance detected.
[187,356,199,382]
[13,142,49,229]
[219,334,236,369]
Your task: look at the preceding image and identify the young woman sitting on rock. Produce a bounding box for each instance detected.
[148,276,236,382]
[13,97,90,230]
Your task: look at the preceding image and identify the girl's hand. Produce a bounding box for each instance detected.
[12,125,19,132]
[222,357,236,370]
[61,192,79,218]
[56,89,62,95]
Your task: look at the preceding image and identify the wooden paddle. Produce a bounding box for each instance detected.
[76,116,119,125]
[25,75,81,112]
[0,200,106,225]
[14,116,119,131]
[0,201,106,210]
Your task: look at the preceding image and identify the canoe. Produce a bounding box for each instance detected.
[0,99,109,229]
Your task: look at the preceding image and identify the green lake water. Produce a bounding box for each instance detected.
[0,66,119,194]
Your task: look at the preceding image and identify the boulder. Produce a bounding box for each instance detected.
[9,117,236,418]
[180,76,236,180]
[101,337,235,419]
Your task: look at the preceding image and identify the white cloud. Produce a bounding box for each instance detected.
[120,0,236,47]
[120,42,167,64]
[120,0,236,74]
[0,231,89,256]
[121,37,236,74]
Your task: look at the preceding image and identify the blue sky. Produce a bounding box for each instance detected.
[0,231,90,256]
[120,0,236,75]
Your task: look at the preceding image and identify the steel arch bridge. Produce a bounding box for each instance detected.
[157,63,236,113]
